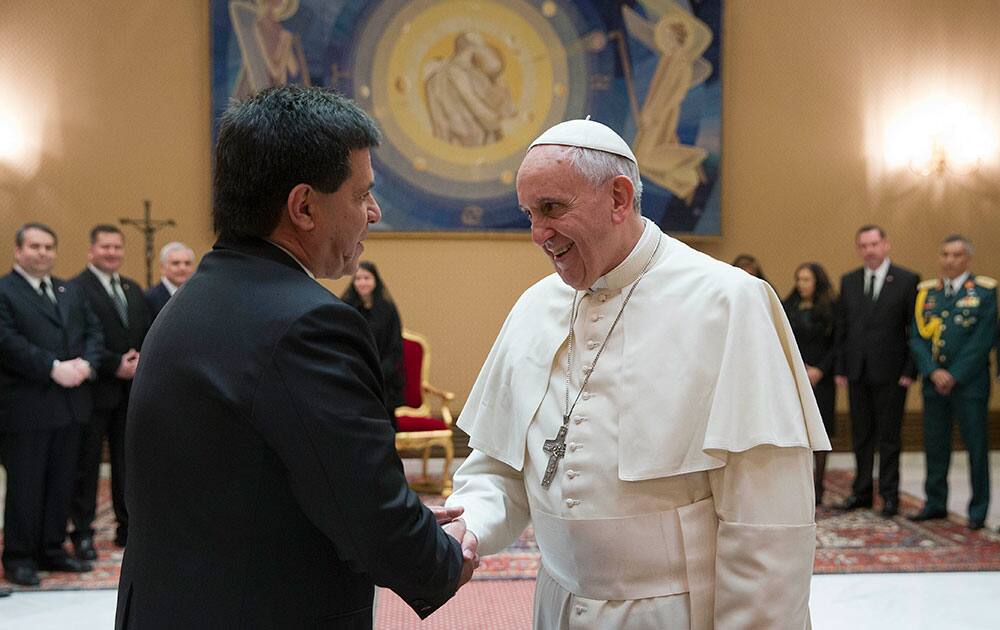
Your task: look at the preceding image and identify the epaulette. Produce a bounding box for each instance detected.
[974,276,997,289]
[917,279,940,290]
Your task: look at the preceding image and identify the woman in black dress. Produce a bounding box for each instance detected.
[783,262,838,505]
[341,261,405,421]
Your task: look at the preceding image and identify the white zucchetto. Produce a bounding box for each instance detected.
[528,117,637,164]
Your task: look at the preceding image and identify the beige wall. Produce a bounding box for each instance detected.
[2,1,997,411]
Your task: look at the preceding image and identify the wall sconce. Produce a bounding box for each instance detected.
[884,97,995,178]
[909,135,981,177]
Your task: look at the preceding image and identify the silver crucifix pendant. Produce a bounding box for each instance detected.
[540,419,570,489]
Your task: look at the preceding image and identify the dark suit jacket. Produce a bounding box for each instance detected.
[836,264,920,383]
[73,268,152,410]
[143,281,171,320]
[116,238,462,629]
[0,271,103,433]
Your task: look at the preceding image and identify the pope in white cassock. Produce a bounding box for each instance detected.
[444,119,831,629]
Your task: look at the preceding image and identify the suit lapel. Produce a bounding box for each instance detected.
[52,280,70,326]
[84,268,126,328]
[11,272,63,327]
[873,266,898,308]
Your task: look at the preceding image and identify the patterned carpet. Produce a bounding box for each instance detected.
[816,469,1000,573]
[3,470,999,592]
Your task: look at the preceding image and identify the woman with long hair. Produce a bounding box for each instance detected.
[341,261,405,422]
[783,262,838,505]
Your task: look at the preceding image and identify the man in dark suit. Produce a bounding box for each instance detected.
[70,225,152,558]
[144,241,195,320]
[115,86,474,629]
[835,224,920,517]
[0,223,101,586]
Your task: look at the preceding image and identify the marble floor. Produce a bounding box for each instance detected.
[2,453,999,629]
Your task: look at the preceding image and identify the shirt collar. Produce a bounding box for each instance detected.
[265,240,316,279]
[161,277,179,295]
[946,271,970,292]
[13,265,51,292]
[590,217,660,292]
[866,258,890,281]
[88,263,121,289]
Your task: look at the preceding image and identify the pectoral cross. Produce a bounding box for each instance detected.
[541,419,570,489]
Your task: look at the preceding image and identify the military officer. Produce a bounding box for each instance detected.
[908,234,997,530]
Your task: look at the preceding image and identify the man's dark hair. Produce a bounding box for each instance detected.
[90,224,123,244]
[15,222,58,247]
[855,224,887,239]
[212,85,381,239]
[942,233,973,255]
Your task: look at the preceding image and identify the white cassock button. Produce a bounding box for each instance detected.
[591,314,602,322]
[598,294,608,303]
[587,340,599,349]
[575,604,588,615]
[565,498,581,508]
[582,364,593,373]
[581,392,591,400]
[568,442,581,452]
[573,416,585,425]
[566,469,578,479]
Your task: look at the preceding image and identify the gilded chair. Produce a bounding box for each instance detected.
[394,329,456,496]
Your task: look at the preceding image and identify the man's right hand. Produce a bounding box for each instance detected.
[51,360,86,388]
[930,369,955,395]
[115,349,140,380]
[442,519,479,588]
[835,375,848,388]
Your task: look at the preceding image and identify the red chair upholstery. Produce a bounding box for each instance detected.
[394,330,455,496]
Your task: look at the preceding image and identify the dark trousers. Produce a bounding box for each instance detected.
[922,384,991,523]
[848,379,906,502]
[71,399,128,539]
[1,424,81,570]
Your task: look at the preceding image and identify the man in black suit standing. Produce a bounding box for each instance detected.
[0,223,101,586]
[70,225,152,558]
[115,86,474,629]
[835,224,919,517]
[144,241,195,320]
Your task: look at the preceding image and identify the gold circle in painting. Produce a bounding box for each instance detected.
[368,0,569,188]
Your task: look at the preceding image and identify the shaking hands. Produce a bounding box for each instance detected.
[430,505,479,588]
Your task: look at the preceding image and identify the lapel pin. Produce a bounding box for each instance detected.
[57,286,66,293]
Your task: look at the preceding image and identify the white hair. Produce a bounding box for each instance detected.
[564,146,643,214]
[159,241,194,264]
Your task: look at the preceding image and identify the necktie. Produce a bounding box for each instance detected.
[110,276,129,327]
[864,273,874,300]
[38,279,57,306]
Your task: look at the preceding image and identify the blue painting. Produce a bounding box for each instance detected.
[211,0,722,234]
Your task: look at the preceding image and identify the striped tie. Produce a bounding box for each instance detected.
[38,279,57,305]
[111,276,129,327]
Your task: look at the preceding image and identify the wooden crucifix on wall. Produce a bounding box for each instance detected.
[120,199,176,289]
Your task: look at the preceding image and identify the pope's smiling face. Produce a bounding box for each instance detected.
[517,145,633,291]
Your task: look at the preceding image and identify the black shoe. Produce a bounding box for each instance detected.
[5,565,40,586]
[39,555,92,573]
[834,495,873,511]
[73,535,97,561]
[0,585,11,597]
[880,499,899,517]
[968,520,985,531]
[907,508,948,522]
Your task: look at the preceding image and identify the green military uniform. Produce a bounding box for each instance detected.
[910,274,998,526]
